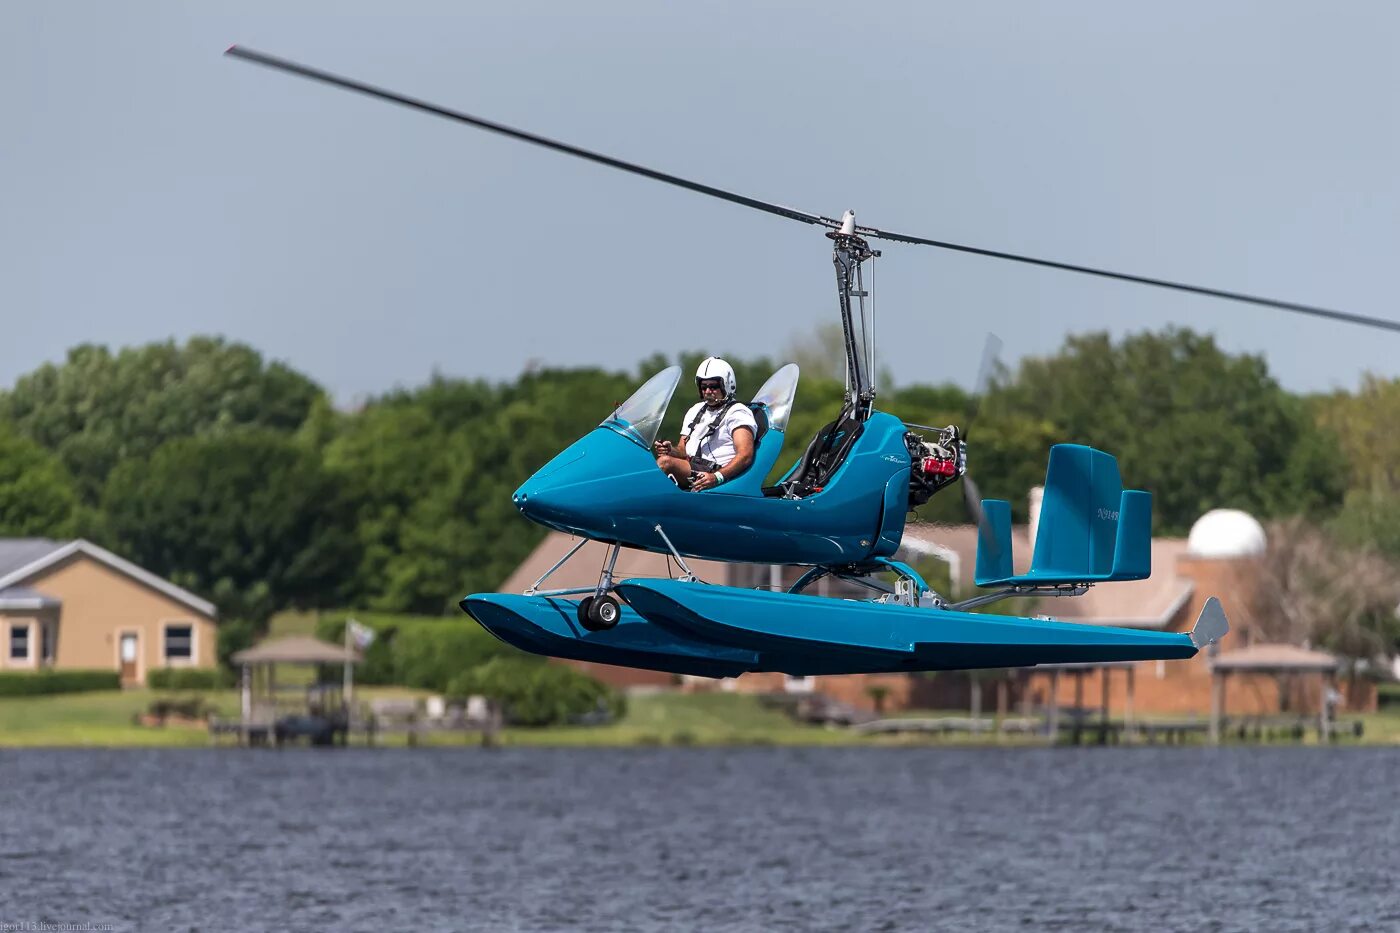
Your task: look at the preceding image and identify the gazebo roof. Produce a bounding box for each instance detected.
[232,635,361,665]
[1211,642,1340,673]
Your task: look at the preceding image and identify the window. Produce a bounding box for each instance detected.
[9,624,30,662]
[164,624,193,661]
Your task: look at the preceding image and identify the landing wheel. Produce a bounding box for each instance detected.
[578,594,621,631]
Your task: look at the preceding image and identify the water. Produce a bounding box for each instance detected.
[1,747,1395,932]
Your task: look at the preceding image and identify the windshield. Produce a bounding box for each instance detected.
[751,363,800,431]
[602,366,682,449]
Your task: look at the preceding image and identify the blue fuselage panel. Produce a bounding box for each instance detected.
[512,412,912,566]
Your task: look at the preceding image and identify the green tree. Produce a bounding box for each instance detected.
[1331,490,1400,563]
[1316,374,1400,496]
[323,401,458,611]
[327,367,639,612]
[0,423,83,537]
[101,431,360,624]
[0,338,325,502]
[987,329,1342,533]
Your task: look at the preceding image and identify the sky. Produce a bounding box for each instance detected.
[3,2,1397,405]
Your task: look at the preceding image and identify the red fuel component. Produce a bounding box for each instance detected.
[922,457,957,477]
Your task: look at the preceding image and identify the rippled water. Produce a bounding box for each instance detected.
[1,747,1396,932]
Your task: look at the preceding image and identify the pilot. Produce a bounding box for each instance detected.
[654,357,756,491]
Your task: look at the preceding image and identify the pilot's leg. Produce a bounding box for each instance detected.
[656,454,694,489]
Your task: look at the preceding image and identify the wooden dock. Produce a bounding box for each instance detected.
[848,710,1364,745]
[209,698,501,748]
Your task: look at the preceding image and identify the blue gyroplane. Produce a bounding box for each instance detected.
[225,46,1400,677]
[463,364,1230,677]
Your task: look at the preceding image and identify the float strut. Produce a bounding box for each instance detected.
[654,525,698,582]
[524,537,589,595]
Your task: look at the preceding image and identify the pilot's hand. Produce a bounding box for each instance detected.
[654,440,671,456]
[692,471,715,491]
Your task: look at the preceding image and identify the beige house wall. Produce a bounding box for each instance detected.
[10,554,217,684]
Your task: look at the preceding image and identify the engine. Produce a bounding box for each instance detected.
[904,424,965,508]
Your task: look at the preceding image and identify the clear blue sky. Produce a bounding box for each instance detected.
[3,2,1396,403]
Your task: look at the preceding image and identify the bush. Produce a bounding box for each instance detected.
[447,657,623,727]
[148,668,231,690]
[0,670,121,696]
[217,619,258,670]
[316,611,526,691]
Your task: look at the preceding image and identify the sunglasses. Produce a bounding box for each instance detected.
[698,380,724,391]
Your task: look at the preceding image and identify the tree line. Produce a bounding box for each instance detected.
[0,329,1395,662]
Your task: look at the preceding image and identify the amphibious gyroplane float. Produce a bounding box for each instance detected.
[227,46,1400,678]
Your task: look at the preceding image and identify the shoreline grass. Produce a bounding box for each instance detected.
[2,688,1397,749]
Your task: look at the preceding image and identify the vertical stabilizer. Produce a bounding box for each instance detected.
[974,499,1014,586]
[1031,444,1122,578]
[1189,597,1229,648]
[1109,489,1153,580]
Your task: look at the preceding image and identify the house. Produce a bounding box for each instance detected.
[0,538,218,685]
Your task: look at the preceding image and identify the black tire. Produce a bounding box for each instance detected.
[580,594,621,631]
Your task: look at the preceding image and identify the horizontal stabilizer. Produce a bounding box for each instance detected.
[974,444,1153,587]
[1189,597,1229,649]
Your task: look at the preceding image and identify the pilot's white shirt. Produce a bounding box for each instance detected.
[681,401,758,466]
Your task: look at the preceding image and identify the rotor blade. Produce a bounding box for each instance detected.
[957,332,1000,526]
[226,47,1391,334]
[964,332,1003,439]
[855,222,1400,334]
[961,472,984,529]
[224,46,835,230]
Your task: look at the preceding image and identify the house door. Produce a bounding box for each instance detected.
[119,633,138,684]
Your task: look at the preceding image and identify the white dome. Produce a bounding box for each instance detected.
[1187,509,1266,559]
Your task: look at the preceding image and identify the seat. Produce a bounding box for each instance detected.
[747,402,770,446]
[711,364,794,496]
[766,406,864,498]
[709,403,771,491]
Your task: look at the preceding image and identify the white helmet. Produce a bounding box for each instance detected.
[695,357,736,399]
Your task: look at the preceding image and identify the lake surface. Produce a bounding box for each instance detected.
[1,746,1396,932]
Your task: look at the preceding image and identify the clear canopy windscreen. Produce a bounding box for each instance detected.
[603,365,682,449]
[751,363,800,431]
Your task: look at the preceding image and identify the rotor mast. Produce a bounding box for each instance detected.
[827,210,880,420]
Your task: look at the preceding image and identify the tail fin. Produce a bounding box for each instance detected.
[973,444,1153,587]
[1189,597,1230,649]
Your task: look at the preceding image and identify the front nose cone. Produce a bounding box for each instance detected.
[514,449,587,523]
[513,485,559,523]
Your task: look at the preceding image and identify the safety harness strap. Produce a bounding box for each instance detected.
[686,399,739,460]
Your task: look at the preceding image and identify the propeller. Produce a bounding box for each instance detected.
[224,45,1400,335]
[959,333,1003,528]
